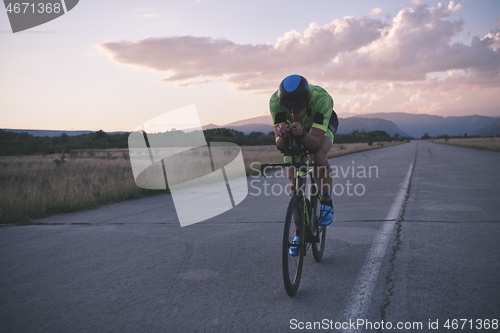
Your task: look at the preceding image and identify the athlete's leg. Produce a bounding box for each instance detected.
[286,167,301,233]
[309,136,334,226]
[309,136,333,199]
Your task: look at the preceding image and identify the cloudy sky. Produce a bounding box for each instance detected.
[1,0,499,131]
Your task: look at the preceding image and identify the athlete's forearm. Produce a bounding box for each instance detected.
[299,131,321,150]
[276,136,288,150]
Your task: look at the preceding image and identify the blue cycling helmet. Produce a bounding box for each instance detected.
[278,74,311,114]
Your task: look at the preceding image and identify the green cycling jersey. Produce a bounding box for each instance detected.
[269,84,335,142]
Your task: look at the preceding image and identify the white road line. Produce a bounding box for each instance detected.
[341,164,414,333]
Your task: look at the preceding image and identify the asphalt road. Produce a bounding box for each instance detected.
[1,140,499,332]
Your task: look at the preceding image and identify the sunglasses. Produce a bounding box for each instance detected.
[281,101,307,115]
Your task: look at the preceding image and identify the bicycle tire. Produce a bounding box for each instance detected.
[282,196,305,297]
[311,192,327,262]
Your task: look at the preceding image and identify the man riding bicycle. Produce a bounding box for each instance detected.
[270,74,338,254]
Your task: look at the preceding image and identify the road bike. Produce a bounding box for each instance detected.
[261,136,328,297]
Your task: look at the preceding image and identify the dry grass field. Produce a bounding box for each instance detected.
[0,149,160,224]
[1,141,402,224]
[327,141,402,158]
[429,137,500,152]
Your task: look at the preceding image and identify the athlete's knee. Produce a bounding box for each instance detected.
[312,151,328,165]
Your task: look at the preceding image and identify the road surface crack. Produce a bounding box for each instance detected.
[379,142,418,327]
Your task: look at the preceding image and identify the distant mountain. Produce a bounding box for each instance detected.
[2,129,93,137]
[338,117,409,137]
[224,123,275,135]
[336,112,360,118]
[219,115,271,134]
[1,129,127,137]
[224,116,272,127]
[201,123,220,130]
[470,119,500,137]
[354,113,499,138]
[7,112,498,139]
[219,115,408,136]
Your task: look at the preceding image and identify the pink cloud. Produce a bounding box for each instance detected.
[370,8,383,17]
[97,2,500,96]
[97,16,386,91]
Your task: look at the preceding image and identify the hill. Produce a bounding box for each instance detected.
[224,116,272,127]
[5,112,498,139]
[201,123,220,130]
[223,123,275,135]
[354,113,498,138]
[1,129,93,137]
[338,117,409,137]
[1,129,127,137]
[470,119,500,137]
[220,115,407,136]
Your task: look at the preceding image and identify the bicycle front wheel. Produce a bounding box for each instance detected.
[282,196,305,297]
[311,192,327,263]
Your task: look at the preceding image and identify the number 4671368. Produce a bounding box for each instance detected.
[6,2,62,14]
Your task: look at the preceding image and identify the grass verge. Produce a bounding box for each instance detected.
[429,137,500,152]
[0,149,167,224]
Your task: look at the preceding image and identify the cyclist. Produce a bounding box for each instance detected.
[269,74,338,255]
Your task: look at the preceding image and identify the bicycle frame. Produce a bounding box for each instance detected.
[261,135,329,296]
[260,136,327,245]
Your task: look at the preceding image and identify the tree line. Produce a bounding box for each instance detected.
[0,130,129,155]
[0,128,407,156]
[420,133,494,140]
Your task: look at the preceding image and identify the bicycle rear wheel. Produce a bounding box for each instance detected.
[311,192,327,262]
[282,196,304,297]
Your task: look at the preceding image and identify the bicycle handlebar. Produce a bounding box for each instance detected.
[260,133,328,177]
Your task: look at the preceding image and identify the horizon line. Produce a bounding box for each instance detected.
[2,112,499,133]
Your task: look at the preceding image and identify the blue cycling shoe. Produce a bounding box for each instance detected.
[289,236,300,256]
[318,204,334,226]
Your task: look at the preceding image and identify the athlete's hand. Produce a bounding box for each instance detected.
[290,122,304,137]
[276,123,291,137]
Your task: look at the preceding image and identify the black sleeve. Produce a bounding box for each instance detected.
[328,110,339,134]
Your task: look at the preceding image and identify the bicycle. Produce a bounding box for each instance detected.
[261,135,328,297]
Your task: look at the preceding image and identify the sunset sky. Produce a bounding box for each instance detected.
[1,0,499,132]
